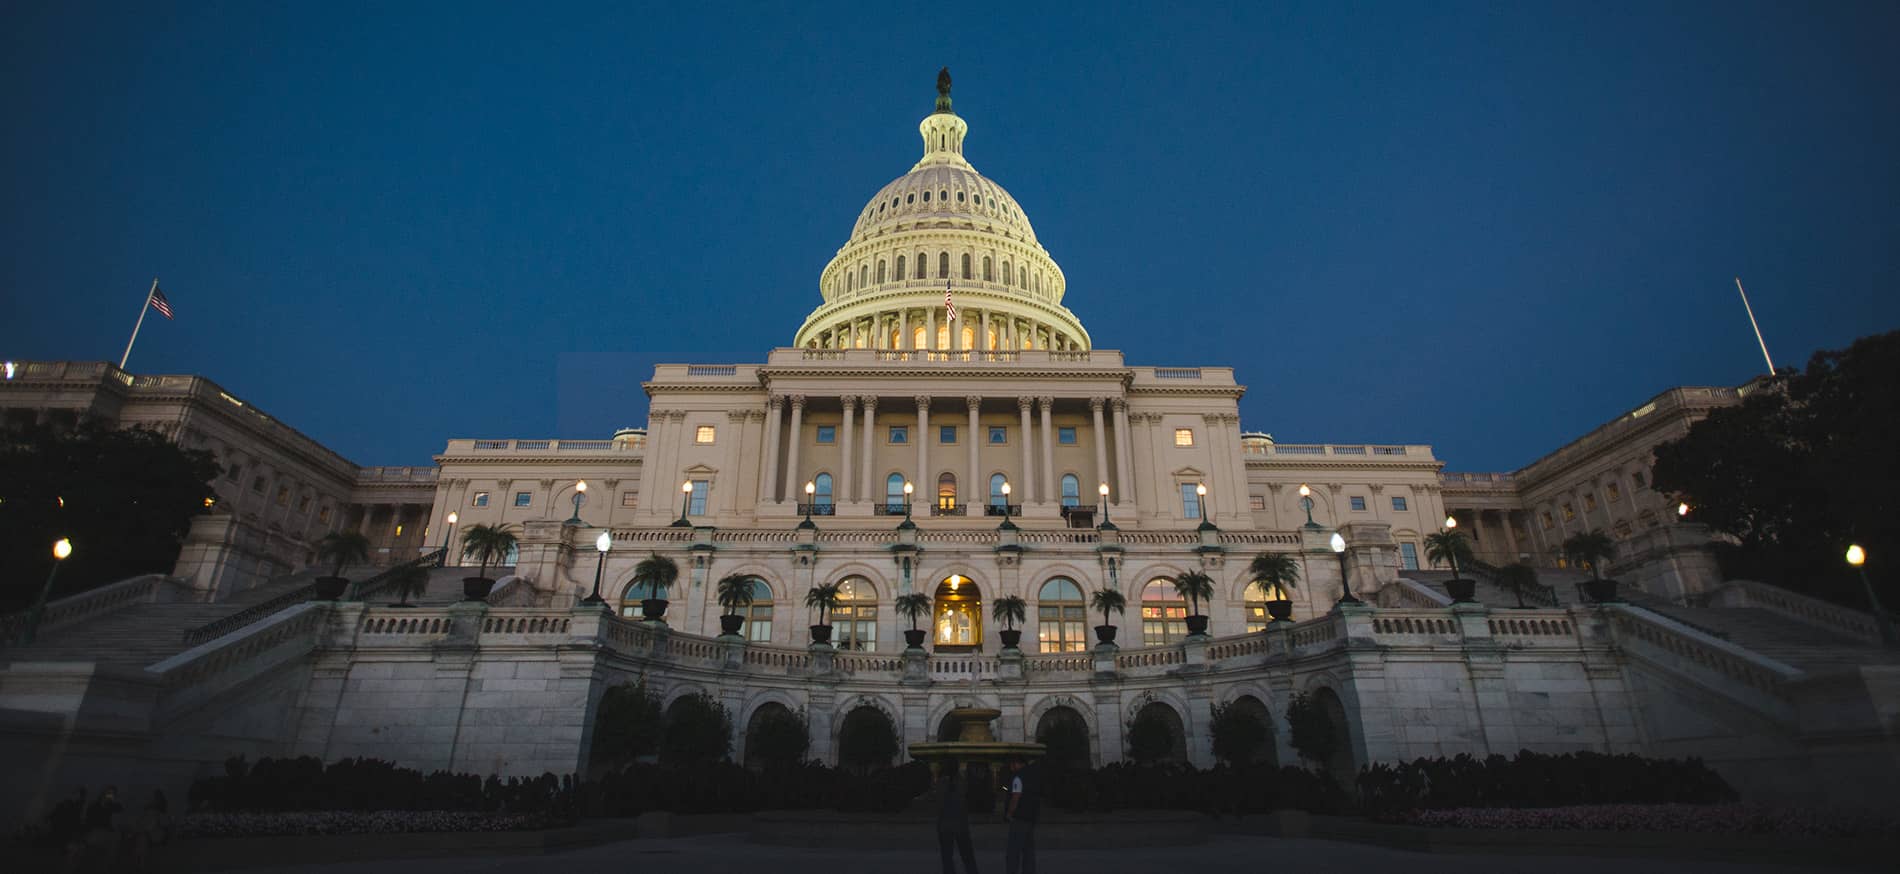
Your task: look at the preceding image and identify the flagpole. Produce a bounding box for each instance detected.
[1733,277,1776,376]
[119,277,158,370]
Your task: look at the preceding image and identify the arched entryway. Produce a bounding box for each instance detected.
[1310,687,1356,778]
[934,574,982,652]
[1216,694,1279,767]
[743,701,806,770]
[1034,705,1092,770]
[1127,701,1187,764]
[836,705,899,773]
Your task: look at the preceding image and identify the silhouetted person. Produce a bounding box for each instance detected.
[132,789,171,872]
[51,787,86,872]
[1004,757,1040,874]
[935,767,978,873]
[84,785,122,870]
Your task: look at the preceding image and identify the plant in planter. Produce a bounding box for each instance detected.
[1173,571,1216,637]
[894,592,932,650]
[1494,562,1541,609]
[458,524,518,602]
[991,594,1027,649]
[631,553,680,621]
[715,573,756,637]
[1564,531,1619,602]
[804,581,842,645]
[382,561,432,607]
[312,531,370,600]
[1248,552,1301,622]
[1090,587,1126,646]
[1424,529,1477,602]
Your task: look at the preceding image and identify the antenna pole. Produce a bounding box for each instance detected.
[1734,277,1776,376]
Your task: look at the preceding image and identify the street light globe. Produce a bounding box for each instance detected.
[805,480,816,496]
[575,480,587,494]
[1098,482,1110,497]
[1329,532,1346,554]
[1847,544,1866,567]
[53,538,73,560]
[1445,515,1458,529]
[1001,482,1012,496]
[1677,502,1690,517]
[1196,483,1207,497]
[446,512,458,525]
[1298,483,1310,498]
[596,531,612,553]
[904,481,914,496]
[681,481,694,494]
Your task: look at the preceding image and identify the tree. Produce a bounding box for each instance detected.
[1090,588,1126,629]
[1036,715,1091,771]
[1493,562,1541,609]
[1125,706,1175,763]
[804,582,843,626]
[894,592,931,632]
[746,706,810,770]
[0,420,218,611]
[1248,552,1301,601]
[381,561,432,606]
[1284,691,1338,769]
[314,531,370,579]
[1652,331,1900,605]
[1209,701,1270,766]
[1173,571,1215,617]
[1562,532,1616,582]
[990,594,1026,631]
[1424,530,1474,579]
[632,553,680,600]
[836,706,899,773]
[715,573,756,616]
[590,680,664,771]
[458,524,518,581]
[660,691,733,765]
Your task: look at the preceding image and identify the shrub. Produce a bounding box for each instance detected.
[1208,701,1269,766]
[1356,751,1737,817]
[746,707,811,770]
[188,756,573,818]
[591,680,663,771]
[660,691,733,765]
[1284,692,1337,767]
[1124,707,1175,763]
[836,707,899,772]
[1036,716,1091,772]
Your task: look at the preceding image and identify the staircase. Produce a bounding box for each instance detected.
[1401,566,1593,608]
[2,571,326,669]
[1624,599,1900,674]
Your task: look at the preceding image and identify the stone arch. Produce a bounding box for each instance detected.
[834,694,904,770]
[924,695,998,745]
[1126,698,1188,764]
[1031,701,1094,769]
[1217,693,1279,767]
[1293,676,1360,777]
[659,682,714,711]
[742,700,800,769]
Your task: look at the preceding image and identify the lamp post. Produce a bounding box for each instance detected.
[1443,514,1464,577]
[1331,531,1362,605]
[1847,545,1898,648]
[1677,502,1690,519]
[440,512,458,566]
[1299,483,1318,529]
[1098,482,1115,530]
[565,481,588,525]
[582,531,612,605]
[672,481,694,527]
[1196,482,1216,532]
[998,481,1017,531]
[22,538,73,644]
[799,480,818,530]
[898,481,916,529]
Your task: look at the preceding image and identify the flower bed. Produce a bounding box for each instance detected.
[1391,804,1900,838]
[178,810,560,839]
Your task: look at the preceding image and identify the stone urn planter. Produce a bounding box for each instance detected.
[904,628,928,649]
[810,624,834,645]
[641,598,670,621]
[461,576,495,602]
[1445,578,1478,603]
[1266,599,1293,621]
[719,614,745,636]
[1586,578,1621,603]
[1185,615,1210,636]
[312,576,350,601]
[998,629,1023,649]
[1094,624,1118,645]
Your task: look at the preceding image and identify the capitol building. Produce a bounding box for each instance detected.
[2,74,1894,819]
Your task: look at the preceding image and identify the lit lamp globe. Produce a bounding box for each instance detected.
[440,512,459,563]
[23,538,75,644]
[54,538,73,560]
[1847,544,1866,567]
[998,481,1017,530]
[582,530,611,605]
[672,480,694,527]
[1298,483,1318,528]
[1845,544,1899,648]
[1678,502,1690,517]
[1196,482,1216,531]
[1330,531,1362,605]
[1444,515,1458,529]
[1098,481,1116,530]
[799,480,818,530]
[898,481,916,528]
[566,480,588,524]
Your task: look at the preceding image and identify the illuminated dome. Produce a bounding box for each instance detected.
[795,70,1088,352]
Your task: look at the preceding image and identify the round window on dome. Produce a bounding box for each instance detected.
[923,191,931,202]
[957,191,965,202]
[974,195,982,205]
[892,198,899,208]
[907,193,915,204]
[940,189,948,201]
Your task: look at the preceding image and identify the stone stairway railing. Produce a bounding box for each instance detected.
[149,602,329,723]
[1709,579,1890,646]
[182,549,445,646]
[1602,603,1801,727]
[0,574,167,645]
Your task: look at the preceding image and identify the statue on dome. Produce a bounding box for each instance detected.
[935,67,953,113]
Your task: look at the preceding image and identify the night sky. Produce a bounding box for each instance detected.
[4,2,1896,473]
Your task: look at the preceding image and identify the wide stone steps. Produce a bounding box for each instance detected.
[1627,602,1900,673]
[2,571,332,669]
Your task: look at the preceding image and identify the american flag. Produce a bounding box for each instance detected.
[944,278,956,323]
[148,286,174,320]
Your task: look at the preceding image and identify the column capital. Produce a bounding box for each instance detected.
[788,394,807,410]
[727,410,750,422]
[1036,395,1055,409]
[840,394,859,407]
[1089,396,1107,412]
[914,395,932,410]
[1110,397,1129,412]
[861,395,878,412]
[1017,396,1035,411]
[766,394,785,410]
[965,395,983,411]
[1202,412,1222,425]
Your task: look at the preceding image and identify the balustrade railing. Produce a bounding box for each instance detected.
[1604,604,1799,720]
[182,549,445,646]
[1,574,164,644]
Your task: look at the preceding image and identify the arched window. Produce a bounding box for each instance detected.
[1245,579,1291,633]
[961,253,972,279]
[989,473,1008,507]
[835,576,878,651]
[846,272,853,292]
[937,472,957,511]
[876,260,886,283]
[923,190,931,202]
[886,473,907,514]
[620,577,661,619]
[1002,259,1012,286]
[1020,266,1028,287]
[1060,474,1081,508]
[1034,272,1041,293]
[813,473,834,510]
[916,252,927,279]
[742,578,774,642]
[938,252,950,278]
[860,265,869,287]
[1037,577,1087,653]
[895,255,906,280]
[1141,579,1188,646]
[983,256,994,281]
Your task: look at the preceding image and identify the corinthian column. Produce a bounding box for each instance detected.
[965,396,982,512]
[759,396,783,504]
[1016,396,1036,503]
[840,395,857,505]
[915,395,931,504]
[1038,396,1057,507]
[781,395,805,504]
[1112,399,1136,508]
[860,396,878,504]
[1090,397,1110,501]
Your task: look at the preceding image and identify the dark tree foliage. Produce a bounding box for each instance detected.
[1356,750,1736,817]
[835,706,899,772]
[1124,706,1176,763]
[1284,692,1338,768]
[1208,701,1270,766]
[1652,330,1900,606]
[661,691,733,765]
[0,420,219,610]
[745,706,811,769]
[1035,715,1092,771]
[590,681,663,771]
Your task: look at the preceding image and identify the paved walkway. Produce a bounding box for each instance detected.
[231,833,1843,874]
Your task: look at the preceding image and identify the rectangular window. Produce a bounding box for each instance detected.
[1400,542,1420,570]
[472,491,490,507]
[298,495,311,512]
[1391,496,1408,511]
[1180,483,1202,519]
[694,425,716,444]
[940,425,957,444]
[689,480,710,515]
[319,506,332,523]
[1583,493,1598,511]
[1607,483,1622,502]
[275,485,290,507]
[1350,496,1367,511]
[226,463,241,482]
[816,425,836,444]
[1540,511,1554,529]
[251,476,266,494]
[1631,470,1647,489]
[988,426,1007,445]
[1058,426,1077,445]
[1250,494,1267,510]
[889,426,909,444]
[1562,503,1575,521]
[1174,428,1195,447]
[515,491,532,507]
[621,491,638,508]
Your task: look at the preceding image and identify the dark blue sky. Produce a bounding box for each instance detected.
[4,2,1896,472]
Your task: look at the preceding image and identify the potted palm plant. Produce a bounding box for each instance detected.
[1090,587,1126,645]
[1424,529,1477,603]
[458,523,518,601]
[715,573,755,637]
[992,594,1027,649]
[1494,562,1541,609]
[383,561,432,607]
[895,592,932,650]
[1564,531,1619,602]
[805,581,842,645]
[632,553,679,621]
[1248,552,1301,622]
[1174,571,1215,637]
[312,531,370,600]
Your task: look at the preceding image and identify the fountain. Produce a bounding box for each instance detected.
[907,706,1045,771]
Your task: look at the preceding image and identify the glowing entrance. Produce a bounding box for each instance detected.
[934,575,982,651]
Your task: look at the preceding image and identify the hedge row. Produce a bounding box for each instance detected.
[1356,751,1736,817]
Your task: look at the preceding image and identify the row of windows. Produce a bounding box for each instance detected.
[802,472,1102,509]
[1537,470,1650,530]
[835,251,1043,296]
[808,424,1075,446]
[864,189,1020,224]
[1341,495,1410,512]
[223,462,332,523]
[469,490,642,511]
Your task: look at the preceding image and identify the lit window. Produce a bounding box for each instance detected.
[1562,503,1575,521]
[318,507,332,523]
[742,579,774,642]
[1174,428,1194,447]
[1250,494,1266,510]
[621,491,638,508]
[298,495,311,512]
[989,473,1008,508]
[689,480,709,515]
[1606,483,1622,502]
[834,577,879,651]
[1631,471,1647,489]
[472,491,490,507]
[1350,496,1367,511]
[1060,474,1080,507]
[1391,496,1408,511]
[275,486,290,507]
[1180,483,1202,519]
[940,425,957,444]
[816,425,836,444]
[988,426,1007,445]
[695,425,716,444]
[1583,493,1598,511]
[889,426,908,444]
[1058,426,1076,445]
[1037,578,1088,653]
[1400,543,1420,570]
[886,473,908,513]
[515,492,533,507]
[1540,511,1554,529]
[1141,579,1187,646]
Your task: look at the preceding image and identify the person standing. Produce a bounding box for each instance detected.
[1004,757,1040,874]
[935,766,978,874]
